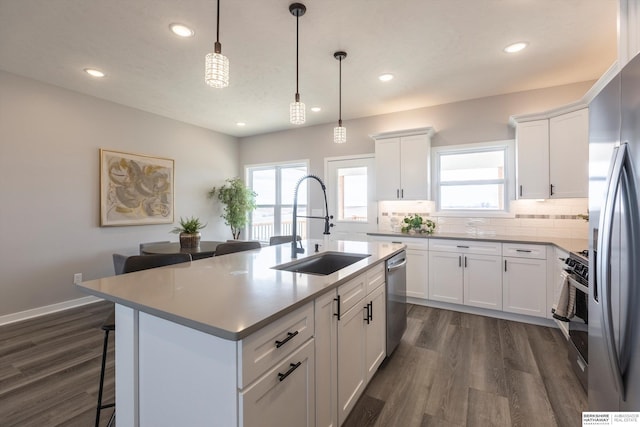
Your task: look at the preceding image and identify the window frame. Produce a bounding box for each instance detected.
[245,160,309,242]
[431,140,515,217]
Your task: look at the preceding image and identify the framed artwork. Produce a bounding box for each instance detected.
[100,149,174,226]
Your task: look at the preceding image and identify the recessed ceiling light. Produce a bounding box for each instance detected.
[311,107,321,112]
[84,68,105,78]
[236,122,246,127]
[504,42,528,53]
[170,23,194,38]
[378,73,394,82]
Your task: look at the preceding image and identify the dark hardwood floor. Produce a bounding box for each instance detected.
[0,301,586,426]
[344,304,587,427]
[0,301,115,426]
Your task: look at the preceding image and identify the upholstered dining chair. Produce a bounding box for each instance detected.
[96,253,192,427]
[269,235,302,246]
[214,241,262,256]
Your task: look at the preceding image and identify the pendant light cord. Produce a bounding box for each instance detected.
[216,0,220,43]
[296,13,300,98]
[338,56,342,126]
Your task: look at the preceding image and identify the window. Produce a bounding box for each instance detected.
[433,141,514,214]
[246,162,308,242]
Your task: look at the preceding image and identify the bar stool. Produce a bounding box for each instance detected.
[96,253,192,427]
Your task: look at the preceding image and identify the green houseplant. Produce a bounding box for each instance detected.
[208,178,257,240]
[171,216,206,248]
[401,214,435,234]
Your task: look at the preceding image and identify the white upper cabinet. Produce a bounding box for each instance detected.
[373,128,434,200]
[549,108,589,198]
[514,108,588,199]
[516,119,550,199]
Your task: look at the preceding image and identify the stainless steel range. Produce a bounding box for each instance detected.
[563,250,589,391]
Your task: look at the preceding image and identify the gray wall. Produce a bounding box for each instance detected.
[239,80,594,237]
[0,71,239,317]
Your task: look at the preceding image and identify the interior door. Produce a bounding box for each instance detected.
[326,157,377,241]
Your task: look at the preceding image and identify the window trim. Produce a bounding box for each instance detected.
[245,160,310,241]
[431,140,515,218]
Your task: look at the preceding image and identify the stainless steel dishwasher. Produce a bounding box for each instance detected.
[386,250,407,356]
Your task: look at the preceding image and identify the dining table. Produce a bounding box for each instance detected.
[140,241,224,260]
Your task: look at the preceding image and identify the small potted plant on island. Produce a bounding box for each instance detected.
[171,216,206,248]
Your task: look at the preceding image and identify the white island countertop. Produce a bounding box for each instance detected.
[77,239,404,341]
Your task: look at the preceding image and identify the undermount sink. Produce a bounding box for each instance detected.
[272,252,371,276]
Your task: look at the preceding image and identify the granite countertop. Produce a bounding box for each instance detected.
[77,239,404,341]
[368,231,588,253]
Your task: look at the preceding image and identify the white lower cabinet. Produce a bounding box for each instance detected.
[428,239,502,309]
[503,243,547,317]
[240,339,315,427]
[406,245,428,299]
[315,263,388,427]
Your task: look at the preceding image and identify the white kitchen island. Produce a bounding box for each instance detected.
[78,239,404,427]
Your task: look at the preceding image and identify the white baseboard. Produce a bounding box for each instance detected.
[407,296,557,329]
[0,295,103,326]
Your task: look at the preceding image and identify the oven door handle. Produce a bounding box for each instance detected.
[567,275,589,295]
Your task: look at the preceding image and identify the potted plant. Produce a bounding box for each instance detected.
[208,178,257,240]
[171,216,206,248]
[401,214,436,234]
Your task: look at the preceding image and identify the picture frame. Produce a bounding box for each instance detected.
[100,149,174,226]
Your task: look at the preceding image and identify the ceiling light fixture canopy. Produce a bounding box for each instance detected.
[205,0,229,88]
[289,3,306,125]
[333,51,347,144]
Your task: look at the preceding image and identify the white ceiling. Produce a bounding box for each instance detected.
[0,0,618,138]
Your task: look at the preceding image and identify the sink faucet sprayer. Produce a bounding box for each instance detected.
[291,174,334,258]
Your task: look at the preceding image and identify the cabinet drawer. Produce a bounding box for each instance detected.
[429,239,501,256]
[503,243,547,259]
[240,338,315,427]
[366,263,385,294]
[338,274,367,314]
[238,302,314,388]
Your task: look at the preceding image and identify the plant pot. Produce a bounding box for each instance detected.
[179,232,201,249]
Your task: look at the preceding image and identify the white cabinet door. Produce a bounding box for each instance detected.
[549,108,589,198]
[463,254,502,310]
[406,248,428,299]
[240,339,315,427]
[337,300,367,426]
[364,284,386,383]
[375,137,401,200]
[314,290,338,427]
[428,251,463,303]
[400,134,430,200]
[516,119,550,199]
[374,133,431,200]
[503,257,547,317]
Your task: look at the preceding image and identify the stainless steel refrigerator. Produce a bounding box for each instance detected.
[588,53,640,411]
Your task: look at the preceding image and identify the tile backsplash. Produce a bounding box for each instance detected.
[378,199,588,239]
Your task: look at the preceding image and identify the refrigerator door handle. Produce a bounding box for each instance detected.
[597,143,632,401]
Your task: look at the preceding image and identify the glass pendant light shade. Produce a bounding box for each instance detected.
[290,100,306,125]
[205,44,229,88]
[334,125,347,144]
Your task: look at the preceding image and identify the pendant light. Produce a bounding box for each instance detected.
[289,3,306,125]
[205,0,229,88]
[333,51,347,144]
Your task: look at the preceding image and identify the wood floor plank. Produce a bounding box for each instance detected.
[505,367,558,427]
[466,387,511,427]
[469,315,508,397]
[498,319,541,376]
[342,393,385,427]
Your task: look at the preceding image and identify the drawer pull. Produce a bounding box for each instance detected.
[368,301,373,321]
[516,249,532,253]
[275,331,299,348]
[278,362,302,382]
[364,304,370,324]
[457,245,469,248]
[334,295,341,320]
